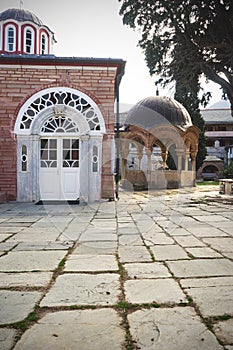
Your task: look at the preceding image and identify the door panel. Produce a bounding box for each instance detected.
[40,138,80,200]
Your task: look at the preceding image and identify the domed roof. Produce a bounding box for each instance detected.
[126,96,193,131]
[0,8,43,26]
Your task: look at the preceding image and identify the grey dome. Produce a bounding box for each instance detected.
[126,96,193,130]
[0,8,43,26]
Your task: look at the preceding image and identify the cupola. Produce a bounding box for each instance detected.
[0,8,56,55]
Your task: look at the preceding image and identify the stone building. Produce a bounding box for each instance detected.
[198,107,233,179]
[120,96,200,190]
[0,8,125,202]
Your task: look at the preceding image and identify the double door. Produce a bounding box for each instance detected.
[40,138,80,200]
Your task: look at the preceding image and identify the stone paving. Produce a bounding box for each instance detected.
[0,186,233,349]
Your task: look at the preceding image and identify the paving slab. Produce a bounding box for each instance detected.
[0,234,14,242]
[7,217,40,223]
[167,258,233,278]
[180,276,233,288]
[64,254,118,272]
[124,262,171,279]
[174,235,206,247]
[185,247,223,258]
[193,215,230,222]
[0,290,41,324]
[165,227,190,236]
[187,225,227,237]
[7,231,60,242]
[14,241,73,251]
[0,222,31,227]
[0,328,17,350]
[128,307,223,350]
[14,309,125,350]
[185,285,233,317]
[0,272,53,288]
[79,233,117,242]
[125,278,186,304]
[0,251,66,272]
[142,232,174,245]
[40,273,120,307]
[72,241,117,255]
[213,319,233,345]
[118,227,139,235]
[0,241,17,251]
[118,246,152,263]
[222,252,233,259]
[202,237,233,252]
[151,245,189,261]
[119,234,143,246]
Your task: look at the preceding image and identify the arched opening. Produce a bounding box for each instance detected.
[14,87,105,202]
[202,164,219,181]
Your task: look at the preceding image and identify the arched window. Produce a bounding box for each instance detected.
[41,33,47,54]
[7,26,15,52]
[25,29,33,53]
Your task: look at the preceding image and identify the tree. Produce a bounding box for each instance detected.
[119,0,233,115]
[175,78,207,170]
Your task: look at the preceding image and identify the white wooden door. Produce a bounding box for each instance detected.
[40,138,80,200]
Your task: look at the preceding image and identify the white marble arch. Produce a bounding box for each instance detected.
[14,87,105,203]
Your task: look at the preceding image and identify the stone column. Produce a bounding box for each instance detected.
[101,133,115,200]
[137,147,143,170]
[191,151,197,172]
[79,134,89,203]
[146,148,152,183]
[161,148,168,170]
[185,151,190,171]
[176,149,183,172]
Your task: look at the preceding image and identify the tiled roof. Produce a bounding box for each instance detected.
[201,109,233,124]
[0,8,43,26]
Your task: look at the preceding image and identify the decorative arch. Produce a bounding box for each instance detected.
[14,87,105,203]
[14,87,106,135]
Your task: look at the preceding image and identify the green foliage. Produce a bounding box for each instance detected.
[196,181,219,186]
[223,159,233,177]
[119,0,233,112]
[175,79,207,170]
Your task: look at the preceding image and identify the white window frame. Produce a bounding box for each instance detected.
[5,24,16,52]
[41,33,48,54]
[24,26,35,54]
[0,25,2,51]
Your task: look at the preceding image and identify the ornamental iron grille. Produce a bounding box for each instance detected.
[20,91,101,131]
[41,115,79,133]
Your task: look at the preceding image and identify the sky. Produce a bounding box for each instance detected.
[0,0,226,109]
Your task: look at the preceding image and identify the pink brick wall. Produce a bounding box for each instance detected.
[0,62,117,200]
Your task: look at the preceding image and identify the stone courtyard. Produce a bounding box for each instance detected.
[0,185,233,349]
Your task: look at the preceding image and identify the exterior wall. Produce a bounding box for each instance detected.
[0,62,117,201]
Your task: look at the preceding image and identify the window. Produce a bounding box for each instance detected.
[7,26,15,52]
[21,145,27,172]
[0,25,2,51]
[41,33,47,54]
[92,146,98,172]
[25,29,32,53]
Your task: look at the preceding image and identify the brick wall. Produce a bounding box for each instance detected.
[0,62,118,200]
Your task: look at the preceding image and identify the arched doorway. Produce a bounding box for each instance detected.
[14,87,105,202]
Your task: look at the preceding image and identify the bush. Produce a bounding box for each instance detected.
[223,159,233,178]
